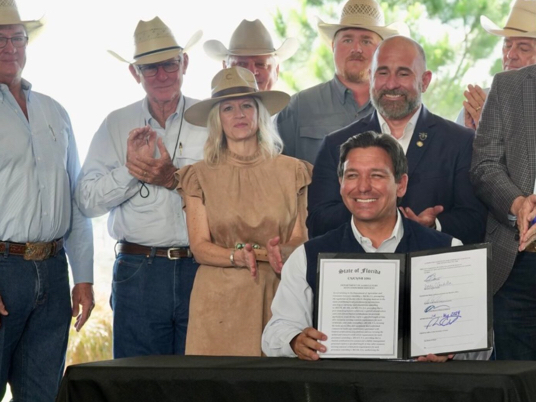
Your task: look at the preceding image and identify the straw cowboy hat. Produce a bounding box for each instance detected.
[108,16,202,65]
[317,0,409,44]
[0,0,44,40]
[184,66,290,127]
[204,19,299,62]
[481,0,536,38]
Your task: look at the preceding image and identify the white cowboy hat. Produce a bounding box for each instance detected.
[317,0,409,44]
[108,16,202,65]
[204,19,298,62]
[0,0,44,40]
[481,0,536,38]
[184,66,290,127]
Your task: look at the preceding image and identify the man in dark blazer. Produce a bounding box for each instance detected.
[308,36,487,246]
[471,63,536,360]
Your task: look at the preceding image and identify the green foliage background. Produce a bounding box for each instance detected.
[274,0,511,120]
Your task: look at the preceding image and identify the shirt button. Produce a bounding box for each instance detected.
[37,157,41,161]
[43,212,48,216]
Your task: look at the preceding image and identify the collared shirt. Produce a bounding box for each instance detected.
[377,106,443,231]
[277,75,374,164]
[0,80,93,283]
[76,95,208,247]
[377,105,422,154]
[262,212,462,357]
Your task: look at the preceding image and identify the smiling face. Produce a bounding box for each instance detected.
[130,54,188,105]
[0,24,27,86]
[340,146,407,228]
[332,28,381,85]
[502,37,536,71]
[219,96,259,146]
[370,37,432,121]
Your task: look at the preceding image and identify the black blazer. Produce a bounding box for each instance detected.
[307,106,487,245]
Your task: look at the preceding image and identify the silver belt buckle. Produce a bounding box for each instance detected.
[167,247,181,260]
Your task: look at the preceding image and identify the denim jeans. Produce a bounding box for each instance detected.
[111,253,198,358]
[494,252,536,360]
[0,251,71,402]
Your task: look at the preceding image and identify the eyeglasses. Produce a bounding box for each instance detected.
[0,36,28,49]
[137,59,181,77]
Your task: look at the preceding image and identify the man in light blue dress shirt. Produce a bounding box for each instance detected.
[0,2,94,401]
[76,17,207,358]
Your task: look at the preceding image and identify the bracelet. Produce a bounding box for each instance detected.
[230,249,237,267]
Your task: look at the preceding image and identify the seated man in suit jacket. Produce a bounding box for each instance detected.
[307,36,487,245]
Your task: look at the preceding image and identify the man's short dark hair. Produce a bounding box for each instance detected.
[337,131,408,181]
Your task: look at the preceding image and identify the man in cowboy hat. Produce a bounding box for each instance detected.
[0,1,94,401]
[276,0,408,164]
[471,43,536,359]
[76,17,207,358]
[204,19,298,91]
[457,0,536,129]
[307,36,487,246]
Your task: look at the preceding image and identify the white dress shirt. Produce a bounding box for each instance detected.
[0,80,93,283]
[76,95,207,247]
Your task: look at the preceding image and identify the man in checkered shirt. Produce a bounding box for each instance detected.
[471,62,536,360]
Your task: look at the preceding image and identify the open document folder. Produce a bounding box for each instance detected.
[315,244,492,359]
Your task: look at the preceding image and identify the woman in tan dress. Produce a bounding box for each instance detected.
[177,67,312,356]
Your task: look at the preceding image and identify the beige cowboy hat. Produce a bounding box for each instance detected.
[204,19,299,62]
[481,0,536,38]
[184,66,290,127]
[0,0,44,40]
[317,0,409,44]
[108,16,202,65]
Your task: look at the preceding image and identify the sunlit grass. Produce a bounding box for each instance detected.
[66,296,113,366]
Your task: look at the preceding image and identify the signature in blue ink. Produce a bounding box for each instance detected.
[424,273,440,282]
[424,304,451,313]
[425,310,462,329]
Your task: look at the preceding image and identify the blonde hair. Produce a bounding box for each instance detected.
[203,97,283,166]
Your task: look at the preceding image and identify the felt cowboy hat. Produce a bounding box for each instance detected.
[317,0,409,44]
[481,0,536,38]
[0,0,44,40]
[184,66,290,127]
[204,19,298,62]
[108,16,202,65]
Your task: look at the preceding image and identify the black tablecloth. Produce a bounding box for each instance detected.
[56,355,536,402]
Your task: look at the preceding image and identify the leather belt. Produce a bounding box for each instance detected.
[116,242,192,260]
[0,238,64,261]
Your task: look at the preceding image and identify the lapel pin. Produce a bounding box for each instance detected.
[419,132,428,141]
[416,141,424,147]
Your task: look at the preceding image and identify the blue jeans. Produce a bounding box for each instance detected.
[494,252,536,360]
[111,253,198,358]
[0,251,71,402]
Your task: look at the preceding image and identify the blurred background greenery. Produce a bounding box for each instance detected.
[275,0,511,120]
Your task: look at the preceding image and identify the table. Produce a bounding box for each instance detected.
[56,355,536,402]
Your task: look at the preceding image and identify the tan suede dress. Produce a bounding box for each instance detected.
[177,151,312,356]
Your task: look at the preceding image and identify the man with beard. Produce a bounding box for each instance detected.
[306,36,487,244]
[276,0,408,164]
